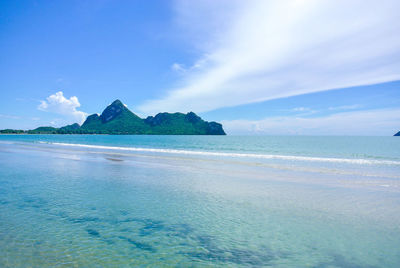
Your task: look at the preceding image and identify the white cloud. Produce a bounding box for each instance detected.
[222,108,400,136]
[38,91,87,124]
[139,0,400,114]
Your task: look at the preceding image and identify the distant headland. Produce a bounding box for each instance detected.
[0,99,226,135]
[394,131,400,136]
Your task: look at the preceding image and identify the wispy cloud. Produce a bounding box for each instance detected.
[290,107,318,116]
[171,63,186,74]
[38,91,87,124]
[49,119,62,126]
[222,108,400,135]
[0,114,20,119]
[292,107,311,112]
[139,0,400,114]
[328,104,362,111]
[171,59,208,75]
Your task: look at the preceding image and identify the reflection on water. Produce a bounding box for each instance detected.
[0,142,399,267]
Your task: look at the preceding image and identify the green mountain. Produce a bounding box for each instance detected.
[1,100,226,135]
[81,100,150,134]
[28,126,59,134]
[144,112,224,135]
[394,131,400,136]
[0,129,25,134]
[60,123,80,131]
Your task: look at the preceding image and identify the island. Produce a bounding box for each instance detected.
[0,100,226,135]
[395,131,400,136]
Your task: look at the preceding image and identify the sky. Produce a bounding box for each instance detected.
[0,0,399,135]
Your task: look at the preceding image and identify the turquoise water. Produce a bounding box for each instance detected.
[0,135,399,267]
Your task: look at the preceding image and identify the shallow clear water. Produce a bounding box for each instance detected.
[0,135,399,267]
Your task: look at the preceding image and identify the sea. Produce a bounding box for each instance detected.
[0,135,399,267]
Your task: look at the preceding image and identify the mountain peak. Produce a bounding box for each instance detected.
[101,100,127,123]
[111,99,124,107]
[185,112,201,124]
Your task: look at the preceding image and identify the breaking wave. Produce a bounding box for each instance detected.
[38,141,400,166]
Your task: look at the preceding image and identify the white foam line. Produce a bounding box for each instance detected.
[39,141,400,166]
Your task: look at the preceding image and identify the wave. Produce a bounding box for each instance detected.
[36,141,400,166]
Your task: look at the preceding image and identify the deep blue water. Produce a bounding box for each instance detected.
[0,135,399,267]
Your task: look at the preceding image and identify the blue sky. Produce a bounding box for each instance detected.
[0,0,399,135]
